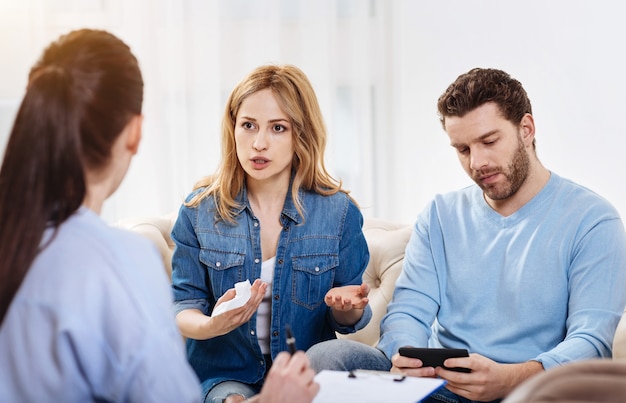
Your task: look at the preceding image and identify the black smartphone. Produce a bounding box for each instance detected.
[398,347,471,373]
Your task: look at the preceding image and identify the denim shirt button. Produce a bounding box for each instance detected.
[272,330,279,337]
[253,222,259,227]
[254,258,260,264]
[273,294,279,300]
[278,259,283,265]
[315,266,320,272]
[215,262,221,267]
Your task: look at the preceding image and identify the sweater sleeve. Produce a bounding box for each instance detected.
[377,204,440,359]
[535,216,626,368]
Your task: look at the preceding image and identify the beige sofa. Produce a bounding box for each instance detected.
[115,213,412,346]
[613,311,626,359]
[117,211,626,399]
[115,211,626,355]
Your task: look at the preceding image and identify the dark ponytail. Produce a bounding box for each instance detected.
[0,29,143,324]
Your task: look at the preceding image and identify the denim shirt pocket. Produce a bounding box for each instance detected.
[199,249,246,298]
[291,254,338,310]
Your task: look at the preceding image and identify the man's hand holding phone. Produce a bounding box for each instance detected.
[391,347,471,378]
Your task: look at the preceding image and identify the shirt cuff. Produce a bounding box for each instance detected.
[172,298,209,317]
[330,304,373,334]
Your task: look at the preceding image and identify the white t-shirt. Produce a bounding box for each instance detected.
[256,256,276,354]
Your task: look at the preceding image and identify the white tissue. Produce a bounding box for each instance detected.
[211,280,252,317]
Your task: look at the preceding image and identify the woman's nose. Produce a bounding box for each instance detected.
[252,130,268,151]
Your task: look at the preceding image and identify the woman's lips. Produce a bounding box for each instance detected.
[250,157,270,169]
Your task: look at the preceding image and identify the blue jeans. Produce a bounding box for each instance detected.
[306,339,501,403]
[204,381,259,403]
[307,339,391,372]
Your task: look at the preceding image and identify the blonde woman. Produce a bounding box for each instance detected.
[171,64,371,403]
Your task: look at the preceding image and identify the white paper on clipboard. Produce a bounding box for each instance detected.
[313,370,445,403]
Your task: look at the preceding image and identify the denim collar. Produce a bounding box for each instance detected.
[234,176,303,225]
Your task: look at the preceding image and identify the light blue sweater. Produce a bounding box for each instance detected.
[379,173,626,369]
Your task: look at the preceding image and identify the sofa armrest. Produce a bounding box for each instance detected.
[114,212,178,278]
[613,310,626,360]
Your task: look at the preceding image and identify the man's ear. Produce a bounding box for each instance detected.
[520,113,535,146]
[126,115,143,155]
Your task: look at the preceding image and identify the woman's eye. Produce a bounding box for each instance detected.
[242,122,255,130]
[273,124,286,133]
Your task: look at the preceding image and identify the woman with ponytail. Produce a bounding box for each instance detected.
[0,29,202,402]
[0,29,319,403]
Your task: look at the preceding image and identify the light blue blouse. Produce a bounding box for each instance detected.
[0,207,201,402]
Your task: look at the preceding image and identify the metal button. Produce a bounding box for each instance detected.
[215,262,221,267]
[254,258,260,264]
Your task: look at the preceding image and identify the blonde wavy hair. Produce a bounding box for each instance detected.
[186,64,353,223]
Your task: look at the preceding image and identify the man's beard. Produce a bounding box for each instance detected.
[474,138,530,201]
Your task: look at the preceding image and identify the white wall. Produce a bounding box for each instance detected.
[1,0,625,225]
[384,1,626,224]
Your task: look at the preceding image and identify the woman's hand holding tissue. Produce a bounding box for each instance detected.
[175,279,268,340]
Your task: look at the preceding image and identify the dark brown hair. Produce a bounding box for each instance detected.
[437,68,532,130]
[0,29,143,324]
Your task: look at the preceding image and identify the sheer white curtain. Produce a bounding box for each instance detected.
[0,0,388,223]
[2,0,626,225]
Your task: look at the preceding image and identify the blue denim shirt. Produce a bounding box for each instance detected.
[171,184,371,393]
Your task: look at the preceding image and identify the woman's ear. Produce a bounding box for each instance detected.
[125,115,143,155]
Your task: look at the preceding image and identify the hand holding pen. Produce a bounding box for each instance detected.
[253,325,319,403]
[286,324,297,354]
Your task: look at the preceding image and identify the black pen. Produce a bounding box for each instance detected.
[285,324,297,355]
